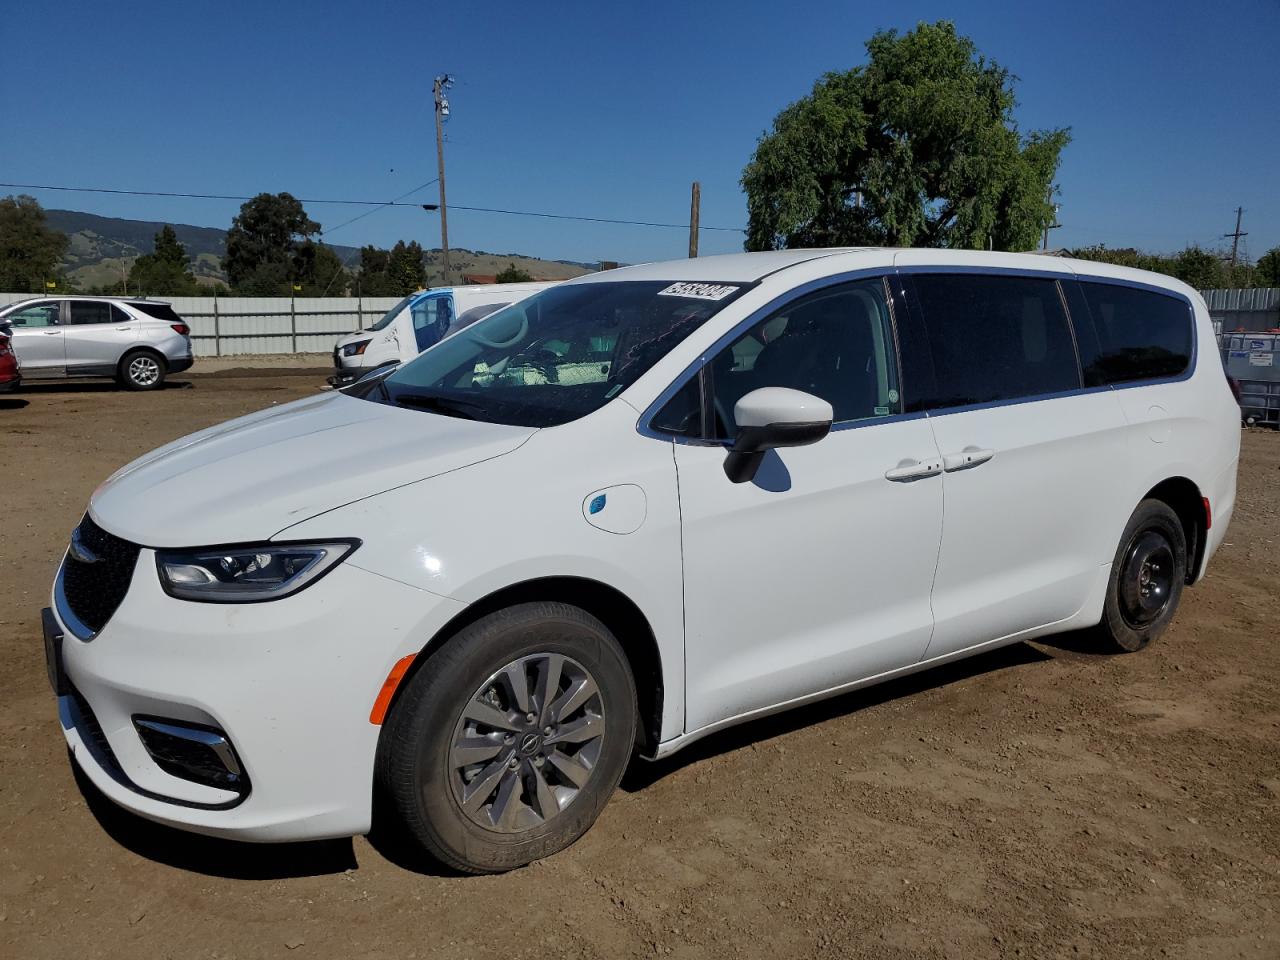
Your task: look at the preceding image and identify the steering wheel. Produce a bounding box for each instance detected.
[468,315,528,349]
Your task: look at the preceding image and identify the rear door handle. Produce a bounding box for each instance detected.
[43,330,61,335]
[942,446,995,472]
[884,457,944,482]
[115,326,132,331]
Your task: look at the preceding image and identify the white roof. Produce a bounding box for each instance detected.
[565,248,1195,299]
[571,249,875,284]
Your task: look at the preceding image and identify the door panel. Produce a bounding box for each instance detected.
[897,271,1132,658]
[63,302,137,373]
[4,300,65,376]
[678,422,944,731]
[674,276,943,733]
[924,392,1131,655]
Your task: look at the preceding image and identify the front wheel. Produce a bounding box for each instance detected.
[1097,499,1187,653]
[118,350,166,391]
[376,602,637,873]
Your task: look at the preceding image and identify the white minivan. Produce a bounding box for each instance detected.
[44,249,1239,873]
[330,282,555,385]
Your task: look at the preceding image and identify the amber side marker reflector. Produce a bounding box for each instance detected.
[370,654,416,725]
[1202,496,1212,530]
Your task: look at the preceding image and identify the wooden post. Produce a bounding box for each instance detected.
[688,182,701,258]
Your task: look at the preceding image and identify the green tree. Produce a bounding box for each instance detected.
[1169,246,1225,289]
[293,241,348,296]
[223,192,320,293]
[495,262,534,283]
[127,225,201,295]
[0,194,69,292]
[354,240,426,295]
[742,21,1070,252]
[1253,247,1280,288]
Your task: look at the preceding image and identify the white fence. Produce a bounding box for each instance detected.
[0,293,403,357]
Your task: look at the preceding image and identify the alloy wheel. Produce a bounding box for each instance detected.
[129,355,161,387]
[448,652,605,833]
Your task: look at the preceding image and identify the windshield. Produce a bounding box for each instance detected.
[367,294,418,331]
[371,280,747,427]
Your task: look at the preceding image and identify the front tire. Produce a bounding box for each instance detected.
[376,602,637,873]
[1097,499,1187,653]
[118,350,166,391]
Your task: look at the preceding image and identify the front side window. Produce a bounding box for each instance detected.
[706,278,901,438]
[908,274,1080,409]
[68,301,112,325]
[1073,281,1193,386]
[412,295,454,352]
[374,280,748,427]
[3,301,59,327]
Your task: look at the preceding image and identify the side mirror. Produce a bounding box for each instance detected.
[723,387,833,483]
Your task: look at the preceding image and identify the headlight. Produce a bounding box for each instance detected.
[155,541,359,603]
[343,340,371,357]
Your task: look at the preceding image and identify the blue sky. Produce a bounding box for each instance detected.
[3,0,1277,266]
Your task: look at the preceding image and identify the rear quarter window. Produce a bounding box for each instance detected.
[129,302,182,323]
[1071,281,1193,386]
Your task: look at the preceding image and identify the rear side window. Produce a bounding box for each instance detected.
[907,274,1080,409]
[67,301,112,325]
[129,302,182,323]
[1072,281,1193,386]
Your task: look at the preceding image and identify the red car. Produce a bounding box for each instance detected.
[0,330,21,392]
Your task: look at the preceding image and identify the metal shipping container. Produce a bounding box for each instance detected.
[1221,332,1280,426]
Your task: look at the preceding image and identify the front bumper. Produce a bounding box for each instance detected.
[48,550,464,841]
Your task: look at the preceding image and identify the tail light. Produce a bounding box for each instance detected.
[1227,376,1242,404]
[171,323,190,336]
[0,338,11,357]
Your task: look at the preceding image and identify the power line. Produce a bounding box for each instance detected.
[448,202,744,232]
[0,181,747,233]
[319,180,437,238]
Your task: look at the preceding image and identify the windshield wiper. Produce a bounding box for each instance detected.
[392,392,488,420]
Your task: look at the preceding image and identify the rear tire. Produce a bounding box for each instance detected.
[118,350,166,391]
[376,602,636,874]
[1097,499,1187,653]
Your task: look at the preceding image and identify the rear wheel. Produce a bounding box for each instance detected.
[118,350,166,391]
[1097,499,1187,652]
[376,602,637,873]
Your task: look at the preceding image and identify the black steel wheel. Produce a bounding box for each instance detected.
[1097,499,1187,653]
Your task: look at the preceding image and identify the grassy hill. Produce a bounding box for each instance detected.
[47,209,596,290]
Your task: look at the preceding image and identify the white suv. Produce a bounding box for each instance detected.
[42,249,1239,873]
[0,296,193,390]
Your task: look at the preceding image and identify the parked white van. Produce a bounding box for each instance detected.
[44,249,1238,873]
[330,282,555,385]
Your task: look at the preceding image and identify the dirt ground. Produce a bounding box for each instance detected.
[1,370,1277,960]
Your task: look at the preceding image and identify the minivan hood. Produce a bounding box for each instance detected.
[90,392,535,547]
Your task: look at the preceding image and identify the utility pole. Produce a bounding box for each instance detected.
[1224,206,1247,272]
[1041,186,1062,252]
[433,74,454,286]
[688,182,701,258]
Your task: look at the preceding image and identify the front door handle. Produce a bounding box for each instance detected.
[885,457,944,482]
[115,326,132,331]
[43,330,61,335]
[942,446,995,472]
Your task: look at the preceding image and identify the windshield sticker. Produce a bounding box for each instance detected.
[657,282,740,302]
